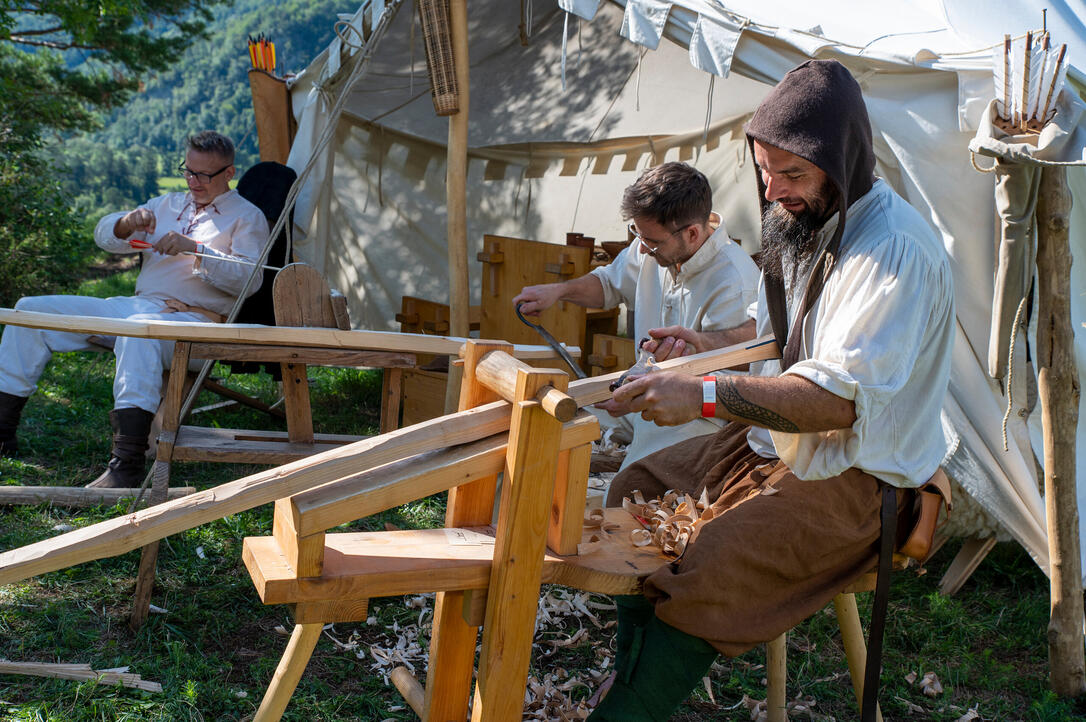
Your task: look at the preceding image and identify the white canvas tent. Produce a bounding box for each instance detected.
[283,0,1086,584]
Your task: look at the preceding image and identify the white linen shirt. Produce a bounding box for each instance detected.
[94,189,270,316]
[746,179,955,488]
[591,222,760,465]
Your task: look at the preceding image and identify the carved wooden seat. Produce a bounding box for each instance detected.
[238,337,781,721]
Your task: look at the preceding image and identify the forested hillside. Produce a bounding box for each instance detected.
[52,0,358,218]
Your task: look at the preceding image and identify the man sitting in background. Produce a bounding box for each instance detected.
[513,162,759,469]
[0,130,269,488]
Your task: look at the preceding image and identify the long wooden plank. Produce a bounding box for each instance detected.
[169,426,365,464]
[0,308,574,360]
[243,509,664,603]
[473,367,567,722]
[0,486,196,507]
[291,412,600,537]
[0,337,777,585]
[187,343,416,367]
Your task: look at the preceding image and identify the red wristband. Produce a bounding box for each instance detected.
[701,376,715,418]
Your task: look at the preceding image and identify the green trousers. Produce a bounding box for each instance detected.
[588,595,719,721]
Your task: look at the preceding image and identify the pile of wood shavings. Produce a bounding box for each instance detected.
[326,589,616,717]
[622,488,714,557]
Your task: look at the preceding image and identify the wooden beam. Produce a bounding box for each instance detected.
[0,486,196,507]
[290,412,599,537]
[0,308,573,360]
[443,0,470,415]
[243,509,663,604]
[473,365,566,721]
[1035,165,1085,696]
[0,660,162,693]
[0,337,778,586]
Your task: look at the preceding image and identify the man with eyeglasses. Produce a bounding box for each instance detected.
[0,130,269,488]
[513,162,760,469]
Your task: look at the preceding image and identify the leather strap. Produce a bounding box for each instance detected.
[862,484,898,722]
[161,298,226,324]
[763,237,841,371]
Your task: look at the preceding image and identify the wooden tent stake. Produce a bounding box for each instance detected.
[1034,165,1085,696]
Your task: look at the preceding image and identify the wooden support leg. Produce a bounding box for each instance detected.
[766,633,787,722]
[938,536,997,596]
[130,343,193,629]
[425,341,509,722]
[548,444,593,555]
[380,367,403,434]
[471,367,567,721]
[833,593,883,722]
[129,460,171,630]
[254,622,323,722]
[392,666,426,718]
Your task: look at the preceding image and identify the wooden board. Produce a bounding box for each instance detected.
[243,508,666,604]
[0,308,574,360]
[401,369,448,427]
[0,486,196,507]
[289,412,599,537]
[478,235,594,372]
[168,426,366,465]
[588,334,636,377]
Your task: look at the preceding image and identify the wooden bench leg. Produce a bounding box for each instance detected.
[381,367,403,434]
[766,633,787,722]
[254,622,323,722]
[833,593,883,722]
[129,459,171,630]
[939,535,997,596]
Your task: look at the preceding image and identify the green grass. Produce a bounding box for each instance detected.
[0,267,1083,720]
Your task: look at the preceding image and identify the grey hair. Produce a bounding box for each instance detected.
[186,131,235,164]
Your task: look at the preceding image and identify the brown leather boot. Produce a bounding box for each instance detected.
[86,408,155,488]
[0,391,29,457]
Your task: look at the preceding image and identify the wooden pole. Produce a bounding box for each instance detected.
[1034,164,1085,696]
[444,0,470,414]
[0,308,566,361]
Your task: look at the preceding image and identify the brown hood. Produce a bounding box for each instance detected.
[745,59,876,368]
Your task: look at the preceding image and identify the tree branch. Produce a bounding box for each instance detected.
[7,26,65,37]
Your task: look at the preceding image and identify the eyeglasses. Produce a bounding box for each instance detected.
[177,162,231,184]
[627,222,689,257]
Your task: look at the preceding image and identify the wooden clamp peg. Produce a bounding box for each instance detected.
[475,350,577,422]
[476,251,505,264]
[478,239,505,298]
[587,353,618,370]
[544,255,576,277]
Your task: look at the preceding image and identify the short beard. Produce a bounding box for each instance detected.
[759,202,820,285]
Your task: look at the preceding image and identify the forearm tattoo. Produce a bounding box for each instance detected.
[715,376,800,432]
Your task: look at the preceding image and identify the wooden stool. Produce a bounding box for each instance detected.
[764,556,910,722]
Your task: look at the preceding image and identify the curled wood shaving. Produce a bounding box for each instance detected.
[622,489,714,558]
[920,671,944,697]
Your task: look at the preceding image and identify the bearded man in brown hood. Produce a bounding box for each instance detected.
[587,59,955,721]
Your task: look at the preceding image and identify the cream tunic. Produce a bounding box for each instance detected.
[591,222,760,465]
[746,179,955,488]
[95,189,269,315]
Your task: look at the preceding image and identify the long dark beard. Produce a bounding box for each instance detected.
[759,202,820,285]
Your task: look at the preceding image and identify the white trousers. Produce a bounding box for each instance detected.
[0,295,205,413]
